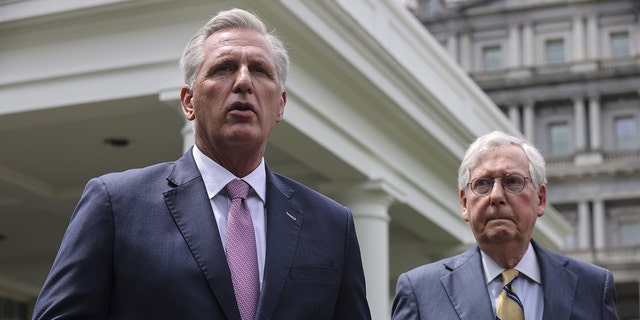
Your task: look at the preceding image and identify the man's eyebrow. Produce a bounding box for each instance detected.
[250,59,271,68]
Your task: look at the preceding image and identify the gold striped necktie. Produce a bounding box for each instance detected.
[496,269,524,320]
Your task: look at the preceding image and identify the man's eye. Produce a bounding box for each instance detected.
[504,177,521,185]
[251,66,271,76]
[474,179,491,187]
[215,65,233,73]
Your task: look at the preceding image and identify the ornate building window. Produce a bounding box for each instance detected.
[620,221,640,246]
[615,115,637,150]
[610,31,630,58]
[549,122,571,156]
[612,205,640,247]
[482,46,502,71]
[545,39,565,64]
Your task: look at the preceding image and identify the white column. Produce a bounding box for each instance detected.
[180,119,195,153]
[324,181,394,320]
[572,16,585,62]
[588,95,602,151]
[459,32,472,71]
[586,14,599,60]
[573,96,586,153]
[447,33,459,63]
[508,24,521,68]
[593,199,606,250]
[523,101,535,142]
[158,89,193,153]
[508,104,521,132]
[522,23,534,67]
[577,201,591,250]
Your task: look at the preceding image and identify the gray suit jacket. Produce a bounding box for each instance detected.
[33,149,371,320]
[392,240,618,320]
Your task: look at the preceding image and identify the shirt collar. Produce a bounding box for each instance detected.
[481,242,541,285]
[192,145,267,203]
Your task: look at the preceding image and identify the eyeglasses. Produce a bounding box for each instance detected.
[467,173,532,197]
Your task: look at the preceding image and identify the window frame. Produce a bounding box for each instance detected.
[548,121,572,156]
[545,38,566,64]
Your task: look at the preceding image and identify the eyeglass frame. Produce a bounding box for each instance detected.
[466,173,533,197]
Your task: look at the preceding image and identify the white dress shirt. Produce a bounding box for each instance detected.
[192,146,267,287]
[482,242,544,320]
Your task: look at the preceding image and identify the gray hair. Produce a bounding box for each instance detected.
[457,131,547,191]
[179,8,289,92]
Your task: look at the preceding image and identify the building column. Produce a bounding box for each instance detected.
[522,23,534,67]
[593,199,606,250]
[159,89,193,153]
[588,95,602,151]
[508,24,521,68]
[447,33,459,63]
[586,14,599,60]
[180,119,195,153]
[522,101,535,142]
[577,200,591,250]
[573,96,586,153]
[508,104,521,132]
[323,181,394,320]
[572,16,585,62]
[459,31,472,71]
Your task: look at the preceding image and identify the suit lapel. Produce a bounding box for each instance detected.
[534,241,577,320]
[255,168,303,320]
[441,246,496,319]
[163,150,241,320]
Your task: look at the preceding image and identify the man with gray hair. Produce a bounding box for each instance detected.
[33,8,370,320]
[392,131,618,320]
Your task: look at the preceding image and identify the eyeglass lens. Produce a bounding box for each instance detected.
[471,174,527,196]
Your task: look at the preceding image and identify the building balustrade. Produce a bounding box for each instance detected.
[601,54,640,69]
[470,54,640,83]
[604,150,640,162]
[565,245,640,266]
[546,150,640,178]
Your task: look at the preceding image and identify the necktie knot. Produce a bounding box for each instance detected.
[226,179,249,200]
[501,269,520,287]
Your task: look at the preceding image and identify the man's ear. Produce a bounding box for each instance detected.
[537,184,547,218]
[180,85,195,121]
[276,90,286,123]
[460,188,470,222]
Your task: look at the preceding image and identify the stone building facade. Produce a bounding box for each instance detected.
[408,0,640,318]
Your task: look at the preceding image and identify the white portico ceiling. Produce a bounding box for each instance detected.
[0,0,569,303]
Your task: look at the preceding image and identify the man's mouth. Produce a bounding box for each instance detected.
[229,102,255,114]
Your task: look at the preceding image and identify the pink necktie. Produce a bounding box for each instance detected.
[225,179,259,320]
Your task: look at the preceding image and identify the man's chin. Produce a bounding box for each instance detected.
[483,227,517,241]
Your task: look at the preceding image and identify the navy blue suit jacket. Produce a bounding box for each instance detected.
[33,150,371,319]
[392,240,618,320]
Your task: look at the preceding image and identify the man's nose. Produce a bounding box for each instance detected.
[233,66,253,94]
[489,179,506,204]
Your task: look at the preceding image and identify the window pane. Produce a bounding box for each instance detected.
[549,122,571,155]
[483,46,502,71]
[616,116,637,150]
[546,39,565,64]
[620,222,640,246]
[611,32,630,57]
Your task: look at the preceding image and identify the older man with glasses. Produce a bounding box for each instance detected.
[392,130,619,320]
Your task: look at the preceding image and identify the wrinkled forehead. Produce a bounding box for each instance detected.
[470,145,529,175]
[204,28,273,59]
